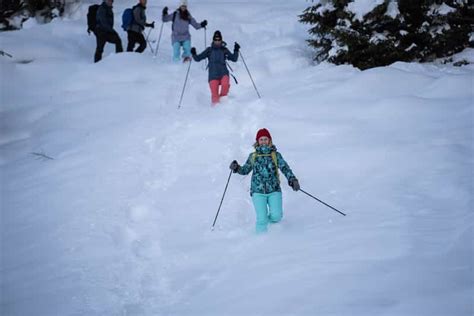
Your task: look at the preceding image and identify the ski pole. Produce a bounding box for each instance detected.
[226,61,238,84]
[300,189,346,216]
[226,61,234,72]
[230,74,238,84]
[239,51,261,99]
[154,22,164,58]
[211,170,233,230]
[204,28,208,69]
[145,27,154,54]
[178,59,192,109]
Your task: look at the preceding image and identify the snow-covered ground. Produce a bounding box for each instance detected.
[1,1,473,315]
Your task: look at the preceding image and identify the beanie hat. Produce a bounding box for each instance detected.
[256,128,272,141]
[179,0,188,6]
[213,30,222,41]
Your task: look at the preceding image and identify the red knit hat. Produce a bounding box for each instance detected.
[256,128,272,141]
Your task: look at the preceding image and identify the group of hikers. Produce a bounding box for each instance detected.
[87,0,307,234]
[87,0,241,105]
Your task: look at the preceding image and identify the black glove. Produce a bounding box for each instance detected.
[146,21,155,28]
[162,7,168,16]
[289,178,300,191]
[229,160,240,173]
[87,28,91,35]
[200,20,207,28]
[190,47,197,55]
[234,42,240,52]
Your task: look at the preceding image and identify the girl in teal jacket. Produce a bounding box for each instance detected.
[230,128,300,233]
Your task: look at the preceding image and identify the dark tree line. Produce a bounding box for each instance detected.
[299,0,474,69]
[1,0,77,30]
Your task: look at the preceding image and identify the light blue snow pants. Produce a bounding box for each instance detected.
[251,191,283,233]
[172,40,191,62]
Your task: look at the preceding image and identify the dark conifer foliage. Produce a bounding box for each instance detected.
[1,0,74,30]
[299,0,474,69]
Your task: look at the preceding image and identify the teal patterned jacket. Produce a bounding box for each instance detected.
[237,145,297,195]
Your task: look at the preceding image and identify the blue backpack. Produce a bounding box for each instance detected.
[121,7,134,31]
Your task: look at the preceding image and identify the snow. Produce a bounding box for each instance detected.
[451,48,474,64]
[315,2,336,15]
[430,3,457,16]
[347,0,385,21]
[5,14,27,30]
[328,42,348,58]
[1,1,473,316]
[386,0,400,19]
[405,43,417,52]
[369,32,387,44]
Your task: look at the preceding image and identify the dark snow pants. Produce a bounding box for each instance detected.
[94,30,123,63]
[127,31,146,53]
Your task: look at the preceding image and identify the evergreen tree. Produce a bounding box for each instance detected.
[1,0,80,30]
[299,0,474,69]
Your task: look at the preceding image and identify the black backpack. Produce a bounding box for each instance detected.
[87,4,100,33]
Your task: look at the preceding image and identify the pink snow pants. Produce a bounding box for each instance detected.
[209,75,230,105]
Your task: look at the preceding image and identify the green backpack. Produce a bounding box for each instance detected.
[251,151,280,182]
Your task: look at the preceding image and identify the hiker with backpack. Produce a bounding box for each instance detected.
[190,30,239,105]
[94,0,123,63]
[162,0,207,62]
[124,0,155,53]
[229,128,300,233]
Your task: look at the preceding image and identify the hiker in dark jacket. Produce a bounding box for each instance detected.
[230,128,300,233]
[191,30,239,105]
[127,0,155,53]
[162,0,207,62]
[94,0,123,62]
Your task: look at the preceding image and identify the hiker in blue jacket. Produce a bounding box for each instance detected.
[191,30,240,105]
[126,0,155,53]
[162,0,207,62]
[229,128,300,233]
[94,0,123,62]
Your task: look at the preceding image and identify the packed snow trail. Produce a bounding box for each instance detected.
[1,1,473,315]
